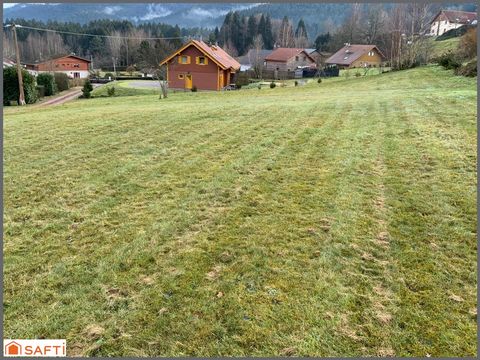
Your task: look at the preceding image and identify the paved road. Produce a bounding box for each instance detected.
[40,84,102,106]
[124,80,159,89]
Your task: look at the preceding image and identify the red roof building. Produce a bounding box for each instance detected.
[430,10,477,36]
[26,54,91,78]
[264,48,316,71]
[160,40,241,91]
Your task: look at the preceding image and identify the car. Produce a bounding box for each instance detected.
[222,84,237,91]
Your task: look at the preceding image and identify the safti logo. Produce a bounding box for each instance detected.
[4,339,66,357]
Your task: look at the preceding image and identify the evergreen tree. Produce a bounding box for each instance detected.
[314,32,332,51]
[230,11,242,54]
[264,15,274,49]
[246,15,257,49]
[295,19,308,39]
[258,14,266,47]
[81,79,93,99]
[219,11,233,46]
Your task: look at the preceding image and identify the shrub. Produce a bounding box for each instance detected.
[437,51,461,70]
[69,78,85,87]
[104,72,114,79]
[294,80,298,86]
[458,27,477,60]
[54,72,70,92]
[317,78,322,83]
[191,85,198,92]
[455,59,477,77]
[107,86,116,96]
[235,72,250,87]
[126,65,136,75]
[36,73,57,96]
[270,81,276,89]
[3,66,38,105]
[81,79,93,99]
[36,85,45,98]
[236,84,242,90]
[257,84,262,90]
[355,71,361,77]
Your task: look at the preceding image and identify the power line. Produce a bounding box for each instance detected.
[4,24,188,41]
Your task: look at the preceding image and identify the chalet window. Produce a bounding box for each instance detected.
[73,72,80,78]
[178,55,190,64]
[196,56,208,65]
[178,74,184,79]
[303,56,306,61]
[74,64,80,68]
[295,56,299,61]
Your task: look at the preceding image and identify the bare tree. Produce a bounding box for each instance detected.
[278,17,295,47]
[107,31,123,68]
[294,36,309,48]
[249,35,265,78]
[362,4,385,44]
[153,67,168,99]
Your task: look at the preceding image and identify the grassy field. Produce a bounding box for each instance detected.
[3,66,477,357]
[92,81,158,97]
[429,36,461,58]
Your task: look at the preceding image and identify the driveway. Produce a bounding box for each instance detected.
[40,84,103,106]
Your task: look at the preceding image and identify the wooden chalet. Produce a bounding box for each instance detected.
[160,40,241,91]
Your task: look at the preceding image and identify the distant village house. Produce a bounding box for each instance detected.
[429,10,477,36]
[160,40,241,91]
[264,48,316,72]
[25,54,91,78]
[325,44,385,69]
[304,48,331,66]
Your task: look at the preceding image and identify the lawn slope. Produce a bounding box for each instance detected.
[3,66,477,357]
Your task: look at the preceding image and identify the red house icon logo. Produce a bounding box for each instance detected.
[5,341,22,356]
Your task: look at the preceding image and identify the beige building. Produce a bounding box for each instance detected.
[325,44,385,69]
[264,48,316,72]
[429,10,477,36]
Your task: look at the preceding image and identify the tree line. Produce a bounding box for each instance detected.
[210,11,313,56]
[3,3,477,72]
[3,18,211,71]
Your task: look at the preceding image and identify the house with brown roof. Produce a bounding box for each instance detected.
[429,10,477,36]
[160,40,241,91]
[325,44,385,69]
[25,54,91,78]
[264,48,316,72]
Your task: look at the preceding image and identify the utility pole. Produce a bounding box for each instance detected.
[112,57,117,80]
[12,24,26,105]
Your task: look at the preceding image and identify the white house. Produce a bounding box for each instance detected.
[430,10,477,36]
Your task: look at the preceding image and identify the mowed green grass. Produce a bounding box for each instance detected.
[3,66,477,357]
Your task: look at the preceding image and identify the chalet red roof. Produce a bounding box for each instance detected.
[325,45,385,66]
[160,40,240,71]
[431,10,477,24]
[265,48,314,62]
[31,54,91,64]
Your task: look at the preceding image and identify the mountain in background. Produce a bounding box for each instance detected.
[3,3,477,37]
[3,3,259,28]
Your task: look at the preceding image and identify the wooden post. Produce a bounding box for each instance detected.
[12,24,26,105]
